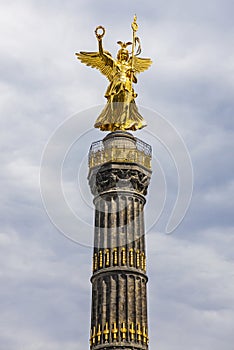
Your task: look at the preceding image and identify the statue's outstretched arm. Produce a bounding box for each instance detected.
[95,26,105,56]
[95,26,114,67]
[98,37,104,57]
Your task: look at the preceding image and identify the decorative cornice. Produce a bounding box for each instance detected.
[90,266,148,283]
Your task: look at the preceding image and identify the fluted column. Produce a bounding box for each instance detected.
[88,131,151,350]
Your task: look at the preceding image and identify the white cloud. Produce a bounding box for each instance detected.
[148,229,234,349]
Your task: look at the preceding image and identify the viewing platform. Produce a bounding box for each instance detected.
[88,131,152,171]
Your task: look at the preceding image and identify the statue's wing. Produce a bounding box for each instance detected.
[130,56,153,74]
[75,51,114,81]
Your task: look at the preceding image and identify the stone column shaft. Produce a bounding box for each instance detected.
[88,132,151,350]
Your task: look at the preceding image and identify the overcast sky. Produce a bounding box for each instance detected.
[1,0,234,349]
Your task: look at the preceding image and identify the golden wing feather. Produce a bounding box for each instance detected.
[75,51,114,81]
[130,56,153,74]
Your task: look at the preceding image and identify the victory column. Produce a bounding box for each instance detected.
[76,16,153,350]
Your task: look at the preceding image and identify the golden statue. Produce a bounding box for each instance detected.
[76,16,152,131]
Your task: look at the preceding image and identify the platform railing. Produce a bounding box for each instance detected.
[89,139,152,170]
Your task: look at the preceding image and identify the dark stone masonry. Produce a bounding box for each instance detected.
[88,131,152,350]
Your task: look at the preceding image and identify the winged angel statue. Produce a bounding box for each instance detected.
[76,16,152,131]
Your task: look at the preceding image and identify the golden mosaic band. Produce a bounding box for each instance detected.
[93,248,146,272]
[90,321,149,346]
